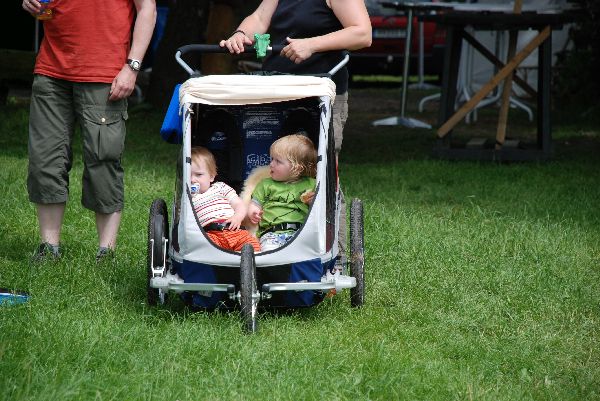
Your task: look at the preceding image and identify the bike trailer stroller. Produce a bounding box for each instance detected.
[148,45,365,333]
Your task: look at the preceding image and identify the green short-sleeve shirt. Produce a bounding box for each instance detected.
[252,177,316,237]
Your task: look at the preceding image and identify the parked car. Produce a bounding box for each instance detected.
[349,0,446,78]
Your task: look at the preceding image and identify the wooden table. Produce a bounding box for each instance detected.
[420,10,575,161]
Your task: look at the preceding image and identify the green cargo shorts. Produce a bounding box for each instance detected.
[27,75,128,214]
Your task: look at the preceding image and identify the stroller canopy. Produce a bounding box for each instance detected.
[179,75,337,106]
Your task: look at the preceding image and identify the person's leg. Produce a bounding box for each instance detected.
[229,230,261,252]
[245,232,262,253]
[75,82,127,252]
[37,203,66,246]
[28,75,76,254]
[337,186,347,268]
[259,232,293,252]
[96,211,122,249]
[206,231,228,249]
[333,92,349,270]
[332,92,348,155]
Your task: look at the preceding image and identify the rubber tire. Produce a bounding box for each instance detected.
[240,244,258,333]
[350,198,365,307]
[147,199,169,306]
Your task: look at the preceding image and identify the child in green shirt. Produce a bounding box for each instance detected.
[248,134,317,251]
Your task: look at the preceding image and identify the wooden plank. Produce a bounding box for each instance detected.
[437,25,550,138]
[495,32,519,148]
[495,0,523,149]
[503,139,521,148]
[466,137,488,148]
[462,31,536,98]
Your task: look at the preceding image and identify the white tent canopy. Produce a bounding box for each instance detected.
[179,74,337,106]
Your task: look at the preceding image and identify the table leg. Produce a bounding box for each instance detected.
[538,28,552,154]
[409,21,438,90]
[372,7,431,129]
[400,8,413,118]
[437,25,463,144]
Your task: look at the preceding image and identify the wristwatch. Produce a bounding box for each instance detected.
[126,58,142,72]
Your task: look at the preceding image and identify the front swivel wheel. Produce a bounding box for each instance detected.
[147,198,169,306]
[240,244,258,333]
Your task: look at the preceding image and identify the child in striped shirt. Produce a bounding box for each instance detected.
[190,147,260,252]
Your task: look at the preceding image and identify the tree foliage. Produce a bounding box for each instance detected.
[553,0,600,114]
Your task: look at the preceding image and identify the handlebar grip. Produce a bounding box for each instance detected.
[176,44,285,56]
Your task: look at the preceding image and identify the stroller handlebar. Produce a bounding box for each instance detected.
[175,44,349,78]
[176,44,285,55]
[175,44,285,76]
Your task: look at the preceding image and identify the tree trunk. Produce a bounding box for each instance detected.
[146,0,209,111]
[146,0,258,110]
[201,2,236,75]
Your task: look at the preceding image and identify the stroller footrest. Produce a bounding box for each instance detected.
[262,275,356,293]
[151,276,235,294]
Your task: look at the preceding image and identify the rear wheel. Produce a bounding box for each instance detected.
[147,199,169,306]
[350,198,365,307]
[240,244,258,333]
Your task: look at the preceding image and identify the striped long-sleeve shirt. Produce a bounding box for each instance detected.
[191,182,237,226]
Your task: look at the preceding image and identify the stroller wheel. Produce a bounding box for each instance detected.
[350,198,365,307]
[147,198,169,306]
[240,244,258,333]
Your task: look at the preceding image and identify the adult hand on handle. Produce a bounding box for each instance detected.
[220,31,253,54]
[282,37,315,64]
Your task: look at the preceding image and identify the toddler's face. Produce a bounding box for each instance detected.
[269,153,294,182]
[190,158,215,193]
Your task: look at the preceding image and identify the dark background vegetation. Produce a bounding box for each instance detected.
[1,0,599,118]
[552,0,600,116]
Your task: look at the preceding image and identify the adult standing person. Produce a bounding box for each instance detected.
[22,0,157,261]
[220,0,371,269]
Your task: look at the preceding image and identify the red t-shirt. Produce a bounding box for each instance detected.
[34,0,135,83]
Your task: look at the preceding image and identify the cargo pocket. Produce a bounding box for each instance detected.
[82,108,128,162]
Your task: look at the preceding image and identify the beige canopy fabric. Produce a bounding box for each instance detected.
[179,74,337,106]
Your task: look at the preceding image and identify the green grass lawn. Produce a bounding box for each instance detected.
[0,89,599,400]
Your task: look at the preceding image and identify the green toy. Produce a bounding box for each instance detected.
[253,34,271,59]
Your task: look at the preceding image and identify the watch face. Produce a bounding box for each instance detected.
[129,59,141,71]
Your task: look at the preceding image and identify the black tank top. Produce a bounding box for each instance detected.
[262,0,348,94]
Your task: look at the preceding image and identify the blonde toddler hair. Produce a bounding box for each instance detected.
[270,134,317,180]
[190,146,217,177]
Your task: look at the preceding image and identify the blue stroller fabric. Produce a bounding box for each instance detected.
[173,258,327,308]
[160,84,183,144]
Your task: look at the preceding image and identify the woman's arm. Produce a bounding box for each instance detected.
[281,0,372,64]
[220,0,279,53]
